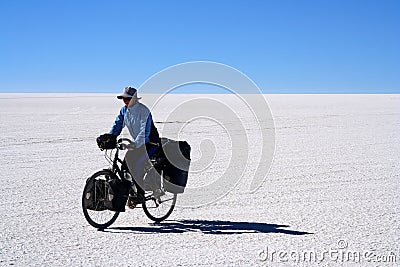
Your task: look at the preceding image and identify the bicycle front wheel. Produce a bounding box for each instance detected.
[143,190,177,222]
[82,170,120,229]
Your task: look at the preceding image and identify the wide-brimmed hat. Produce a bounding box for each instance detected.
[116,86,142,99]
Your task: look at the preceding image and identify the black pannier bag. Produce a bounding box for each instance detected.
[85,178,107,211]
[160,138,191,194]
[103,178,130,212]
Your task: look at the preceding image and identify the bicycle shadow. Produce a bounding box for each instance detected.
[104,219,312,235]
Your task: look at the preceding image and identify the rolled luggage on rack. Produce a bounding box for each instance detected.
[159,137,191,194]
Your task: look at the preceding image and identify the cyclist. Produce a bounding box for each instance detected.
[108,86,160,205]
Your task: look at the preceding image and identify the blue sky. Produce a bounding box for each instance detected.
[0,0,399,93]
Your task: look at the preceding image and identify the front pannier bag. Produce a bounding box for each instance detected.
[103,178,130,212]
[85,178,108,211]
[160,138,191,194]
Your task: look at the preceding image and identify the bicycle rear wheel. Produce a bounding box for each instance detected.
[82,170,120,229]
[143,189,177,222]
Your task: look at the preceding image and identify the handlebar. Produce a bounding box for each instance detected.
[118,138,133,144]
[117,138,135,150]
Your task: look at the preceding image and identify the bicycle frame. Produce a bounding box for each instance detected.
[105,144,163,202]
[109,148,125,179]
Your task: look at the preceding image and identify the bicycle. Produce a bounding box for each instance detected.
[82,138,178,229]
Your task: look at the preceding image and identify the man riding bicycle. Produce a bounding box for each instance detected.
[108,86,160,205]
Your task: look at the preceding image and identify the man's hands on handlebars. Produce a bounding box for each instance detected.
[96,134,135,151]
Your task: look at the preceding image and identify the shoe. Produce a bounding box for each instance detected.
[127,193,145,209]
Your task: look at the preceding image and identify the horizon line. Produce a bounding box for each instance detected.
[0,92,399,95]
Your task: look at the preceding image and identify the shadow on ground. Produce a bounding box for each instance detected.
[104,220,312,235]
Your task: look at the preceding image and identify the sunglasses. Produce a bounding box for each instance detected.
[122,97,132,101]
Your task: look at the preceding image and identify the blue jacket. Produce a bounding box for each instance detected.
[109,103,155,148]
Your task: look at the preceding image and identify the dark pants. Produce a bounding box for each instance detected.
[122,143,159,194]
